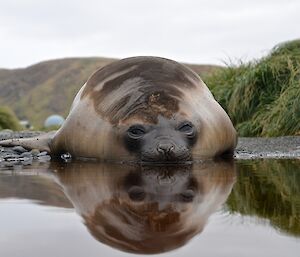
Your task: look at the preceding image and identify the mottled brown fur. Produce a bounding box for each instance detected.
[81,57,199,124]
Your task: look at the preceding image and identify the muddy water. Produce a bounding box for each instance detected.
[0,159,299,257]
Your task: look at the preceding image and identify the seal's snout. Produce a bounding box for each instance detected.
[157,142,175,155]
[141,138,191,163]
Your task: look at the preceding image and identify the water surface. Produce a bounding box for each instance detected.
[0,159,299,256]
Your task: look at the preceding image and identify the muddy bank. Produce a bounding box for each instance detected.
[0,130,299,167]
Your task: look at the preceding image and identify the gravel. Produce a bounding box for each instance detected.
[0,130,299,168]
[0,130,50,167]
[236,137,300,159]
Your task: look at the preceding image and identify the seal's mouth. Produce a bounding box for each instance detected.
[140,152,192,164]
[140,160,193,165]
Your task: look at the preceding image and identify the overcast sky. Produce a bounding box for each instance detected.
[0,0,299,68]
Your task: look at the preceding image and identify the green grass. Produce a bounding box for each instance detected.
[0,106,21,131]
[205,39,300,136]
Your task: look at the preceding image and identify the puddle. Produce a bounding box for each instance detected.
[0,159,299,256]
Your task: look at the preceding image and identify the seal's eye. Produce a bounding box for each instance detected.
[128,186,146,201]
[179,189,195,202]
[178,121,195,136]
[128,125,146,139]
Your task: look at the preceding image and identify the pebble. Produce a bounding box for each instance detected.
[0,130,13,140]
[37,151,48,157]
[20,152,33,158]
[30,149,40,159]
[31,149,40,156]
[61,153,72,162]
[22,160,33,166]
[4,154,21,160]
[38,155,51,162]
[1,148,16,154]
[12,146,27,153]
[0,131,53,168]
[0,146,51,168]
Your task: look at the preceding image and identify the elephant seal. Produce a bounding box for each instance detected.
[50,160,236,254]
[0,56,237,162]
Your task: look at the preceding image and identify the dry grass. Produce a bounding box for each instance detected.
[0,106,21,130]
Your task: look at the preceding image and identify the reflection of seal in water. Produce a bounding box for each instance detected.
[0,57,237,162]
[51,161,236,254]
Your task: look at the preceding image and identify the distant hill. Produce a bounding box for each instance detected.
[0,57,221,128]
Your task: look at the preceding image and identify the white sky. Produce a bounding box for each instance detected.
[0,0,299,68]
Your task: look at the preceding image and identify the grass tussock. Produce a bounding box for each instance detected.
[205,39,300,136]
[0,106,21,131]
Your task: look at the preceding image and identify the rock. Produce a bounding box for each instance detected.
[12,146,27,153]
[38,155,51,162]
[61,153,72,162]
[22,160,33,166]
[1,148,16,154]
[0,130,14,140]
[20,152,33,158]
[31,149,40,159]
[4,154,21,160]
[37,151,48,157]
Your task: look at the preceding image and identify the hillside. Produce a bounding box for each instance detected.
[0,57,220,128]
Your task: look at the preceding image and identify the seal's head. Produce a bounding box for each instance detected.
[0,56,237,162]
[123,116,196,163]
